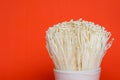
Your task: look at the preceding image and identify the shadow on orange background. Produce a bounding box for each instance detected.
[0,0,120,80]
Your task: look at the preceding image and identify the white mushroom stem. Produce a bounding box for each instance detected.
[46,19,114,71]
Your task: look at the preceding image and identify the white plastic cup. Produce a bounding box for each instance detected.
[54,68,101,80]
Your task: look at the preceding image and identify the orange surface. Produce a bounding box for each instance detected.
[0,0,120,80]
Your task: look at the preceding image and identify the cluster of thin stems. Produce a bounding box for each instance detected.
[46,19,114,71]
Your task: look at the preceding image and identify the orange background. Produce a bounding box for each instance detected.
[0,0,120,80]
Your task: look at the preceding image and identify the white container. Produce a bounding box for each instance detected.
[54,68,101,80]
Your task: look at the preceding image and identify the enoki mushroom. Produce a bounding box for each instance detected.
[46,19,114,71]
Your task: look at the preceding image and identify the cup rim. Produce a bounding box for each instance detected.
[54,67,101,74]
